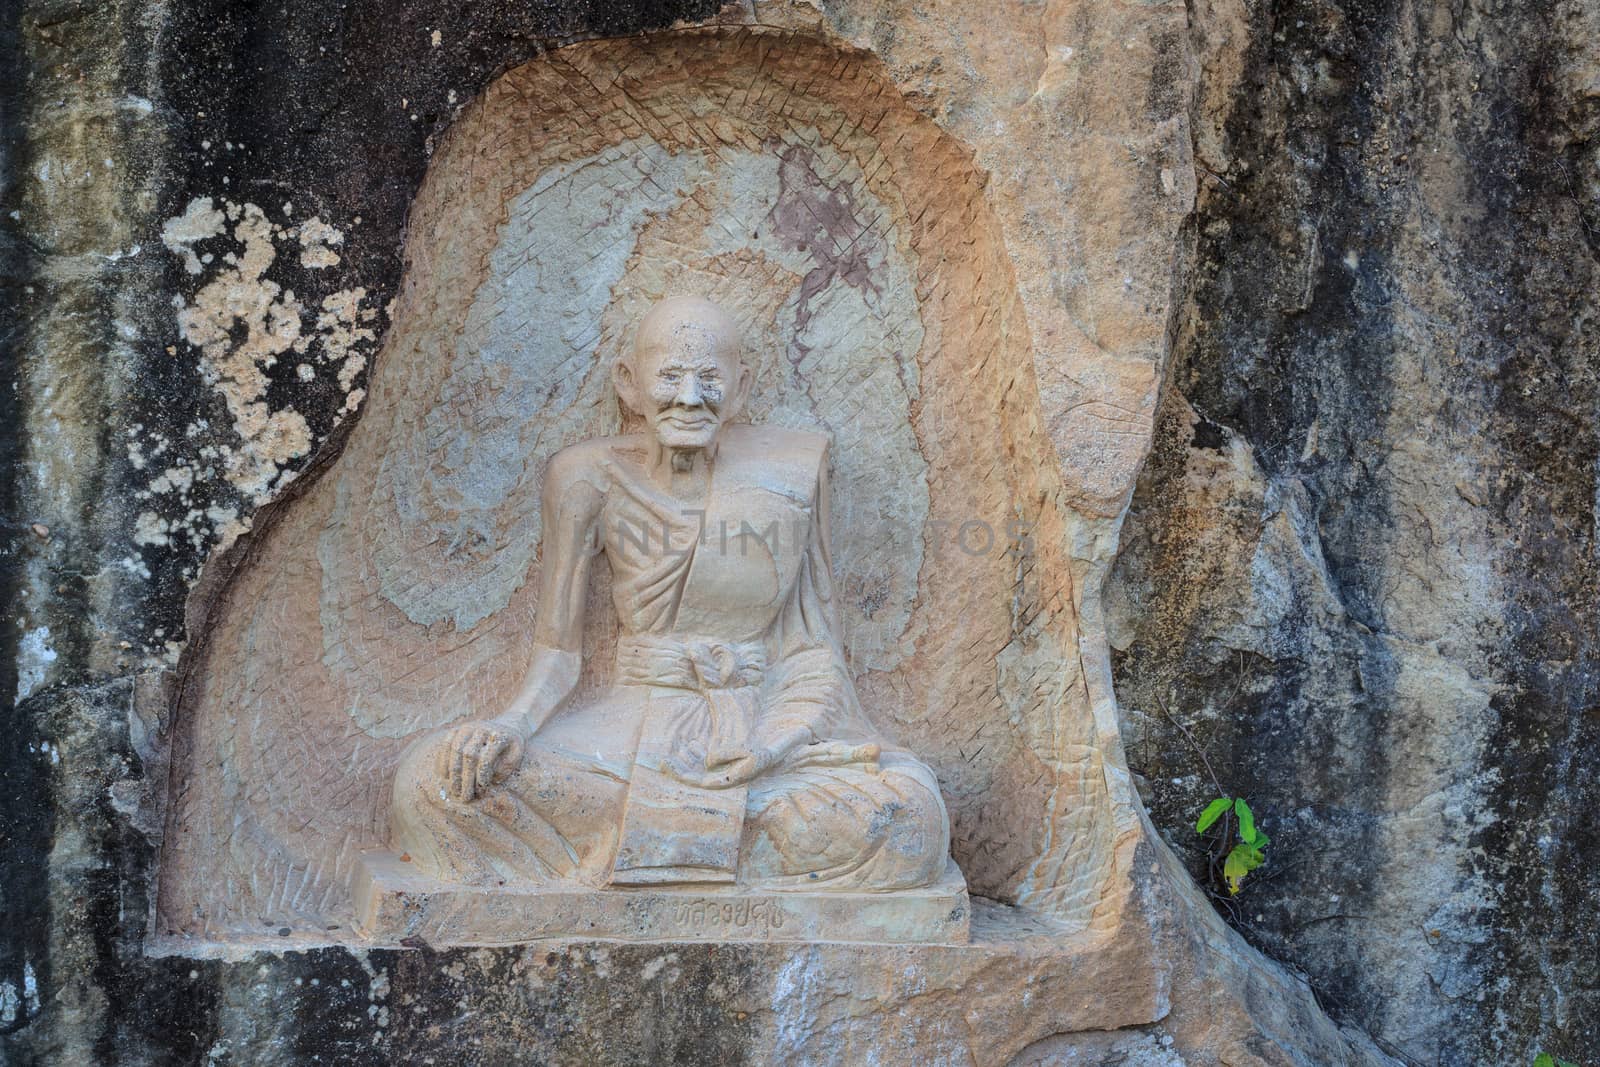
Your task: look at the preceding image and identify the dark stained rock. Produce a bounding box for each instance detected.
[1110,0,1600,1061]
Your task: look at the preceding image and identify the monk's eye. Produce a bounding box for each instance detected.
[660,371,682,384]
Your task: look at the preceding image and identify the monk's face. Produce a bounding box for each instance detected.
[620,298,747,451]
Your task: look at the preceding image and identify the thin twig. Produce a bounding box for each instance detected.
[1153,690,1224,796]
[1153,691,1241,899]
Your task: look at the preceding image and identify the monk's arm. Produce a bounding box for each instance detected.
[499,449,605,740]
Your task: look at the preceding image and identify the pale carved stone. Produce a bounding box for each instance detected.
[160,25,1109,950]
[358,297,967,942]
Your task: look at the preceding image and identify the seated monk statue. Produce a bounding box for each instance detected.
[390,295,952,891]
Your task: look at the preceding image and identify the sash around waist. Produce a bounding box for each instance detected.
[615,635,767,692]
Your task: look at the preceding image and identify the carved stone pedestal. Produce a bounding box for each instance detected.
[353,852,971,946]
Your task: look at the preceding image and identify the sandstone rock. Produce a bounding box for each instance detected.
[1,0,1588,1064]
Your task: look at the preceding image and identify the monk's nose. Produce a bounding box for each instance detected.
[675,374,704,407]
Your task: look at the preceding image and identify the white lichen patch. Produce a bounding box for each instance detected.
[313,286,377,390]
[162,196,376,515]
[0,963,39,1027]
[206,504,251,549]
[147,466,194,495]
[15,626,58,702]
[339,387,366,416]
[137,196,379,620]
[160,196,226,275]
[173,199,310,501]
[133,511,171,546]
[297,216,345,269]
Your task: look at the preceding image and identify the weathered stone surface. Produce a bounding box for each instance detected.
[1108,0,1600,1062]
[2,0,1589,1065]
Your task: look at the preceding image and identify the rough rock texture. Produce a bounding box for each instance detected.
[0,1,1587,1066]
[1108,0,1600,1063]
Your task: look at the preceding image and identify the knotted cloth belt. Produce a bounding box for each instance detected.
[615,635,766,691]
[615,635,766,765]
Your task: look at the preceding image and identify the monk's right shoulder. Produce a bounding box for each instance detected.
[544,434,640,488]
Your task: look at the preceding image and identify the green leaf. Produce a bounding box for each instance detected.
[1531,1053,1575,1067]
[1196,797,1232,833]
[1234,798,1257,843]
[1224,844,1267,895]
[1223,845,1250,894]
[1252,831,1270,849]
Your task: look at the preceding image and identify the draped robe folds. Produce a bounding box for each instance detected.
[391,425,951,892]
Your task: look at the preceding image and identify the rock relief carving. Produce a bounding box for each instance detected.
[385,296,954,897]
[159,30,1113,945]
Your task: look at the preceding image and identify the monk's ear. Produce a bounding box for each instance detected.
[612,358,641,415]
[725,362,753,420]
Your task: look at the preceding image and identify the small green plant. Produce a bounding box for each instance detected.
[1534,1053,1580,1067]
[1195,796,1268,895]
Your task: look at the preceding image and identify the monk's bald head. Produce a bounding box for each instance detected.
[632,296,741,369]
[615,296,750,451]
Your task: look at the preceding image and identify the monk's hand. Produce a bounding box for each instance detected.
[436,717,525,802]
[668,741,779,789]
[687,736,880,789]
[787,741,880,773]
[673,748,765,790]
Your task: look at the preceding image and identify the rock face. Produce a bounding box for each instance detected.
[0,1,1590,1066]
[1108,0,1600,1063]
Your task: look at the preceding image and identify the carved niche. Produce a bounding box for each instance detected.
[158,27,1115,947]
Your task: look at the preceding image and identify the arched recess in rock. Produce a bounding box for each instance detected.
[157,26,1121,939]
